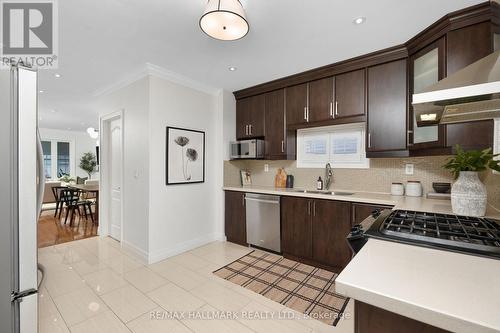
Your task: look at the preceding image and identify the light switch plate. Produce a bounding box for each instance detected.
[405,163,414,175]
[264,164,269,172]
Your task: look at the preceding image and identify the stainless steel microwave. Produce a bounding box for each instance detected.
[230,139,265,160]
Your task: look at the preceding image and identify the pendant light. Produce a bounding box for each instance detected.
[199,0,249,41]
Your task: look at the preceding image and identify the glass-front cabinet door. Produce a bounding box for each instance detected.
[409,37,445,149]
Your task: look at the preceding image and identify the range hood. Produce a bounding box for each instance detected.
[412,50,500,126]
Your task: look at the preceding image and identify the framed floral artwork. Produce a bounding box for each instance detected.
[166,126,205,185]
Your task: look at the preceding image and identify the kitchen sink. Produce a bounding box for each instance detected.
[290,189,354,196]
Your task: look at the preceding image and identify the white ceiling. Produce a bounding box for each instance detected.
[38,0,485,131]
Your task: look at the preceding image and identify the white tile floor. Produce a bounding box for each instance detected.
[38,237,354,333]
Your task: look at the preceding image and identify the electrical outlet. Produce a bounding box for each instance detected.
[264,164,269,172]
[405,163,414,175]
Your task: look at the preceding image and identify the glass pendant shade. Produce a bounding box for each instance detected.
[200,0,249,41]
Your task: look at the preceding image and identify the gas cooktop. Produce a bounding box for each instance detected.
[365,210,500,259]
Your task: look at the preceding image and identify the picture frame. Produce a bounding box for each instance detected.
[240,169,252,186]
[166,126,205,185]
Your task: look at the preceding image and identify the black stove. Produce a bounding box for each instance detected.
[348,209,500,259]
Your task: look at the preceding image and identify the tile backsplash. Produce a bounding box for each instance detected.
[224,157,500,211]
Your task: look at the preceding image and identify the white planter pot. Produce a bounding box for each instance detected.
[451,171,487,217]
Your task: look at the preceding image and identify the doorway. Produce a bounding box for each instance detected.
[100,111,124,242]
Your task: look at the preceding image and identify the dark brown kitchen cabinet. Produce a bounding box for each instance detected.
[409,37,446,151]
[285,83,308,125]
[282,196,352,271]
[224,191,247,246]
[334,69,366,118]
[352,203,392,226]
[355,301,451,333]
[312,199,352,269]
[367,59,408,155]
[308,77,334,122]
[281,196,313,259]
[236,94,265,139]
[445,22,495,151]
[265,89,287,159]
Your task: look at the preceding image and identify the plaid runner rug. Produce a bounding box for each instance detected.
[213,250,350,326]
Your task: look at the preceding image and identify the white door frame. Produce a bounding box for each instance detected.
[99,110,124,242]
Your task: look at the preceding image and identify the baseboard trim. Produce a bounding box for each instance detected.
[121,240,149,264]
[148,232,226,264]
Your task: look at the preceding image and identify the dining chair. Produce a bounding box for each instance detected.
[51,186,68,218]
[60,188,94,225]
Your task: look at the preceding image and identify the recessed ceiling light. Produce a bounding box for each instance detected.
[353,17,366,25]
[54,73,61,78]
[229,66,237,71]
[39,90,44,93]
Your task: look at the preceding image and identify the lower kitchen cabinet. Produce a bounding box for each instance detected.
[312,199,352,269]
[355,301,450,333]
[352,203,393,225]
[281,197,313,259]
[281,196,352,271]
[224,191,247,246]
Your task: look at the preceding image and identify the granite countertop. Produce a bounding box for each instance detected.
[223,185,500,219]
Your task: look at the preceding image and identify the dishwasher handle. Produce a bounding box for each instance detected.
[245,197,280,205]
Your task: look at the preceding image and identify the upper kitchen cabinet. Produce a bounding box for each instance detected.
[236,94,265,140]
[308,77,334,122]
[445,22,495,152]
[285,83,308,126]
[409,37,446,151]
[367,59,408,156]
[334,69,366,119]
[265,89,292,159]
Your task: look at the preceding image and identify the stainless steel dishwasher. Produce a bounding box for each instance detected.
[245,193,281,253]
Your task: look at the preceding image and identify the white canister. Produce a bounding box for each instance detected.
[406,181,422,197]
[391,183,405,196]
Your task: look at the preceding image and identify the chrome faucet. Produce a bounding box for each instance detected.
[324,163,333,190]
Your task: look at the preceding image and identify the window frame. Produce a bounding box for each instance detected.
[40,138,76,179]
[296,123,370,169]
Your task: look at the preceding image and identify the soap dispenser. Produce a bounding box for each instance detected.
[317,177,323,190]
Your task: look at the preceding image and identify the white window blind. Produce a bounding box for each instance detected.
[297,123,369,169]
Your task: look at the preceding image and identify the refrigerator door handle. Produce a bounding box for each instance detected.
[36,130,45,218]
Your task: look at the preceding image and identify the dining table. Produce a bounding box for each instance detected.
[67,183,99,224]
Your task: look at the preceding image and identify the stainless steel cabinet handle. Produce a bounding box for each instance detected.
[335,101,338,116]
[281,140,285,153]
[368,132,372,148]
[242,195,245,206]
[245,125,248,136]
[330,102,333,118]
[313,201,316,216]
[306,107,309,122]
[308,201,311,215]
[304,107,307,121]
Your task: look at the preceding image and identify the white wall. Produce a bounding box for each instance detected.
[96,77,150,260]
[148,76,222,262]
[39,128,98,179]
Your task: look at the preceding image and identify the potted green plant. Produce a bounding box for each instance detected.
[443,145,500,216]
[79,152,98,179]
[59,174,75,185]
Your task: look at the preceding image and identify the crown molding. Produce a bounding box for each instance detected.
[93,63,221,97]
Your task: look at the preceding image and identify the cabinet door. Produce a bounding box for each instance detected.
[409,37,446,149]
[285,83,308,125]
[236,98,250,140]
[308,77,334,122]
[281,196,312,259]
[445,22,494,151]
[248,94,266,138]
[224,191,247,246]
[335,69,366,118]
[312,200,351,269]
[367,59,408,152]
[265,89,286,159]
[352,203,392,226]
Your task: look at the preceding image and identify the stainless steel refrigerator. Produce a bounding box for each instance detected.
[0,64,44,332]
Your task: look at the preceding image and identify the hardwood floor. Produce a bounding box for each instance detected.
[38,209,98,248]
